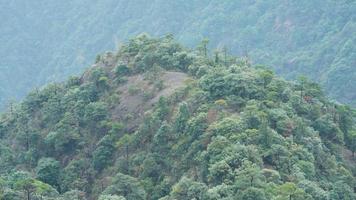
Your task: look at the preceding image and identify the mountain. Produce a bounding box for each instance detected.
[0,35,355,200]
[0,0,355,110]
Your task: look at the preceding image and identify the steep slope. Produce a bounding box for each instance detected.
[0,0,355,110]
[0,35,355,200]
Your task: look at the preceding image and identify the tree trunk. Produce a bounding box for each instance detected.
[125,145,129,173]
[26,189,31,200]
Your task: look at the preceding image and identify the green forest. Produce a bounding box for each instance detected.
[0,35,355,200]
[0,0,355,110]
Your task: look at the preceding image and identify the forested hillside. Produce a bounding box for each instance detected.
[0,35,355,200]
[0,0,355,109]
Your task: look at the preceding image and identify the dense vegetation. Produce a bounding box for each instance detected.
[0,35,355,200]
[1,0,355,110]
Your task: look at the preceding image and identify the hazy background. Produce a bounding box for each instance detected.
[1,0,355,109]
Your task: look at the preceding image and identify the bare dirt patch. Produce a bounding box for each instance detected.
[342,147,356,167]
[111,71,189,131]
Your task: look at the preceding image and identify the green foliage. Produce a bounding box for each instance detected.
[99,194,126,200]
[93,136,116,171]
[103,173,146,200]
[35,158,61,190]
[84,102,107,123]
[274,182,313,200]
[173,102,190,134]
[169,176,208,200]
[115,64,131,77]
[240,187,267,200]
[0,171,59,200]
[152,122,172,153]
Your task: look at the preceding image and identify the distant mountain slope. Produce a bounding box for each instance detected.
[0,0,355,109]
